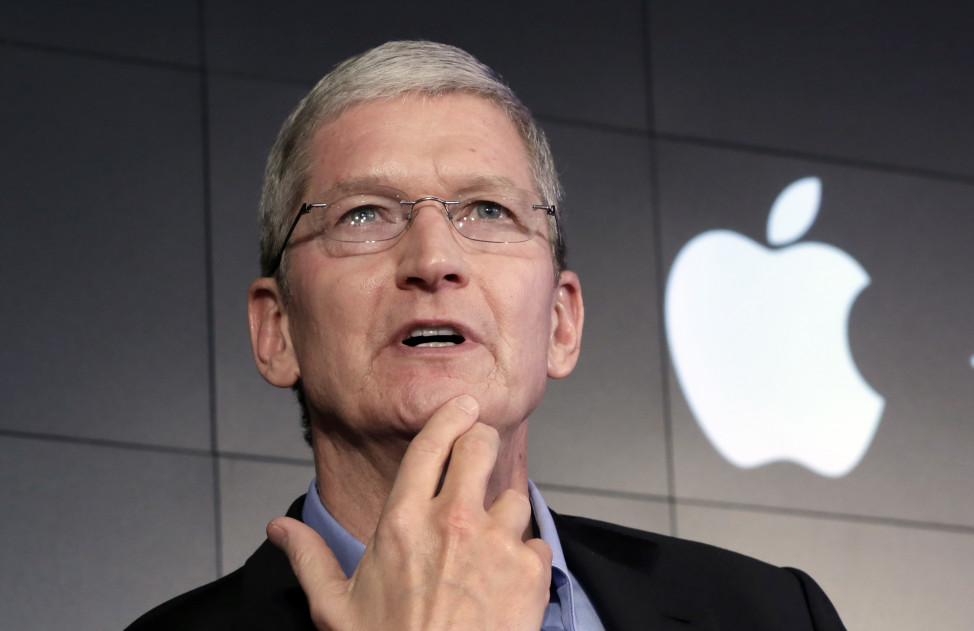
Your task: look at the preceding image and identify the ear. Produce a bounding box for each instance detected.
[547,270,584,379]
[248,277,300,388]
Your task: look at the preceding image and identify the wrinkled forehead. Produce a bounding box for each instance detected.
[305,93,538,197]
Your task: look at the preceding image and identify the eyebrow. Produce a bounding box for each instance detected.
[453,175,522,193]
[317,174,526,198]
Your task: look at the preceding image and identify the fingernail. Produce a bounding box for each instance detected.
[454,395,478,414]
[267,520,287,545]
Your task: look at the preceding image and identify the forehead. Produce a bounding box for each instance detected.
[306,93,534,196]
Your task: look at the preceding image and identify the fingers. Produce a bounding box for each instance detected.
[486,487,534,535]
[388,395,480,503]
[267,516,347,624]
[436,422,500,505]
[524,538,554,581]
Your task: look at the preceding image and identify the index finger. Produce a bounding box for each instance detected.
[386,395,479,505]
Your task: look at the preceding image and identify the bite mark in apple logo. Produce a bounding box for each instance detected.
[664,177,885,478]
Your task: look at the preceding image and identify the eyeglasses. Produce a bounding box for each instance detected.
[267,185,557,274]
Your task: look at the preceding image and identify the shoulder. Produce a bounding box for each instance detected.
[554,512,845,630]
[125,497,314,631]
[124,539,315,631]
[556,511,813,585]
[124,569,246,630]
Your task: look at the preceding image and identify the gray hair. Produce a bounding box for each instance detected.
[258,40,566,292]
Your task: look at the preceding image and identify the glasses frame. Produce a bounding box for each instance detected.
[266,192,558,276]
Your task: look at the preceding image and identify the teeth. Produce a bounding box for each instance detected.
[409,326,460,338]
[403,325,465,348]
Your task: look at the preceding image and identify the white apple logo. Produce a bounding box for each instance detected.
[664,177,884,477]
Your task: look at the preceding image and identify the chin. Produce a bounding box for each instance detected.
[396,381,539,436]
[393,382,473,429]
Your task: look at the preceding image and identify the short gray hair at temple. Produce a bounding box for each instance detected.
[257,40,567,295]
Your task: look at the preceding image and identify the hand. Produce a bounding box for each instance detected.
[267,395,553,630]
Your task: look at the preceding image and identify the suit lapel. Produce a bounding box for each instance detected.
[553,511,714,631]
[237,496,318,630]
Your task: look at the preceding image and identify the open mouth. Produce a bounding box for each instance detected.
[402,326,466,348]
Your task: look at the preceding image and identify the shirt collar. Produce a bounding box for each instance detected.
[527,480,570,584]
[301,478,365,579]
[301,478,569,582]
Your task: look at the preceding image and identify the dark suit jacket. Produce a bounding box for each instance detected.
[125,495,845,630]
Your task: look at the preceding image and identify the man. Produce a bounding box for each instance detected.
[127,41,845,630]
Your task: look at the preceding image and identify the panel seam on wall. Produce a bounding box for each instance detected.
[677,496,974,536]
[535,481,670,504]
[0,429,213,457]
[641,0,678,538]
[197,0,223,578]
[535,114,650,138]
[0,428,315,466]
[0,37,199,73]
[655,131,974,187]
[528,116,974,187]
[536,479,974,536]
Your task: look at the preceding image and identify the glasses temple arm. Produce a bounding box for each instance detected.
[266,204,311,276]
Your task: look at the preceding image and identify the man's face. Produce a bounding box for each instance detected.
[269,93,580,440]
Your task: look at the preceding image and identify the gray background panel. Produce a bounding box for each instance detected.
[678,504,974,631]
[1,0,199,64]
[652,0,974,175]
[203,0,648,129]
[0,47,210,449]
[0,436,216,630]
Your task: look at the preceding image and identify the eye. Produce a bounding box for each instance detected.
[338,205,381,226]
[472,200,511,221]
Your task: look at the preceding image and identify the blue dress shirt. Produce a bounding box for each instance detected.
[301,478,604,631]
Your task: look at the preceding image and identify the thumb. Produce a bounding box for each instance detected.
[267,516,348,614]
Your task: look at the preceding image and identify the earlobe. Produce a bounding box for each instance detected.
[248,277,300,388]
[547,270,584,379]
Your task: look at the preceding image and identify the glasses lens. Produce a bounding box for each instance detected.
[451,189,541,243]
[310,188,408,243]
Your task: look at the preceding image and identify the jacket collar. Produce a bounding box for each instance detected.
[238,496,317,630]
[239,497,711,630]
[552,511,713,631]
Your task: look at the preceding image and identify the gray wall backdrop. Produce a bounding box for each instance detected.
[3,2,973,629]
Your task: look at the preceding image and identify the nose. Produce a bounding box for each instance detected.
[395,199,470,291]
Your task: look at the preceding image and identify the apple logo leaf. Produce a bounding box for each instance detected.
[767,176,822,246]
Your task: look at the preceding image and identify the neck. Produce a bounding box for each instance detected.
[311,420,531,544]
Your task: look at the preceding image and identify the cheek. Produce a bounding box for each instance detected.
[288,263,387,367]
[492,268,555,364]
